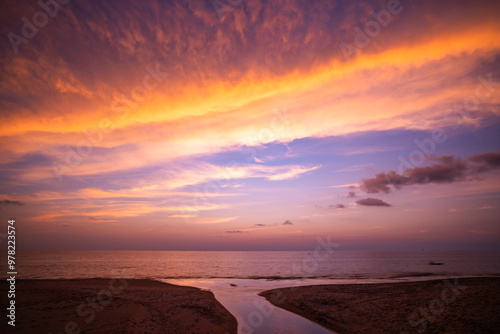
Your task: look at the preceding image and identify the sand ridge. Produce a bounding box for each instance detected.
[0,279,237,334]
[259,277,500,334]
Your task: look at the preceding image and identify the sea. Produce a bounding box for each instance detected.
[6,250,500,334]
[10,250,500,280]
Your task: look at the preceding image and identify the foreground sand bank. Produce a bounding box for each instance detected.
[259,277,500,334]
[0,279,237,334]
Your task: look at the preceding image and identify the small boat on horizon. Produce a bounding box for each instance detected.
[428,261,444,265]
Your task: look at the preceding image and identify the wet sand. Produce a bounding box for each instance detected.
[0,279,237,334]
[259,277,500,334]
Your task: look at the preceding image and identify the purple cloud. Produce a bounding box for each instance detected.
[356,198,391,207]
[360,153,500,193]
[0,199,26,206]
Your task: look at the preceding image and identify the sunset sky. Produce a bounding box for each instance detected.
[1,0,499,250]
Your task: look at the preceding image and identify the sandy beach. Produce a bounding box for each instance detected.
[0,279,237,334]
[260,277,500,334]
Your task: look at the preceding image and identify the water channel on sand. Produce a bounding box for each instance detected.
[163,278,337,334]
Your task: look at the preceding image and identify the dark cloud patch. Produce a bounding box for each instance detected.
[409,155,469,184]
[317,204,346,209]
[328,204,345,209]
[345,185,357,197]
[88,216,97,220]
[360,171,409,193]
[468,152,500,172]
[282,220,293,225]
[356,198,391,207]
[360,153,500,193]
[225,230,243,233]
[0,199,26,206]
[254,223,265,226]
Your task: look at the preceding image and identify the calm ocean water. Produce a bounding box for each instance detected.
[8,250,500,280]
